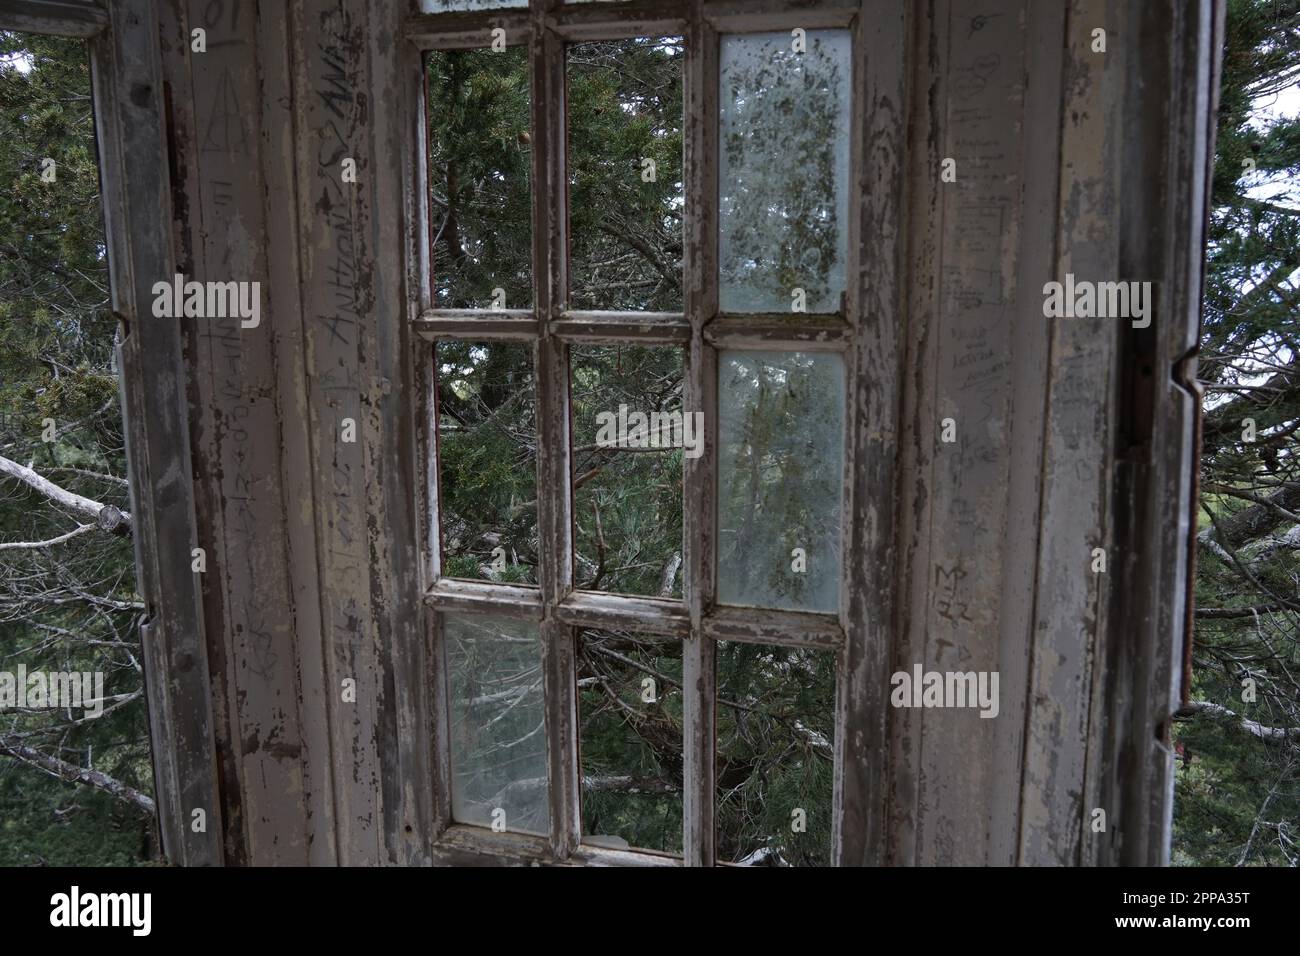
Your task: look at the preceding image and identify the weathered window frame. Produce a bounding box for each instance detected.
[0,0,223,865]
[407,0,903,867]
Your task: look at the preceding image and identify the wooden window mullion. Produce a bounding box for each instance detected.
[682,1,718,868]
[530,0,580,859]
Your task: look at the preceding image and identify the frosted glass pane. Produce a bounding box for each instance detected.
[420,0,527,11]
[446,613,549,834]
[719,31,851,314]
[717,351,844,612]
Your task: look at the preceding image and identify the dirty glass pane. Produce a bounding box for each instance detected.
[570,345,686,597]
[427,47,532,309]
[717,350,844,612]
[578,630,683,855]
[568,38,684,311]
[718,30,851,314]
[716,642,836,866]
[445,613,549,835]
[436,341,538,584]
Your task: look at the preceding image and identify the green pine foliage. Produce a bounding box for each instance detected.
[1174,0,1300,867]
[0,32,154,865]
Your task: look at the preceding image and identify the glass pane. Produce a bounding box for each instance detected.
[568,38,684,311]
[445,613,549,834]
[718,31,851,314]
[716,642,835,866]
[436,341,538,583]
[571,345,686,597]
[717,350,844,612]
[578,629,683,854]
[420,1,528,11]
[427,47,532,308]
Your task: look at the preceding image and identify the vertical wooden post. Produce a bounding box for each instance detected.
[531,0,581,859]
[94,0,224,866]
[836,0,909,866]
[682,1,718,868]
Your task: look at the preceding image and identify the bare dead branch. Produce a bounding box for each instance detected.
[0,453,131,534]
[0,735,155,815]
[1196,604,1289,619]
[0,522,95,551]
[1178,701,1300,744]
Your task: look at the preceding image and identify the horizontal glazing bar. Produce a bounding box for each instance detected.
[415,312,541,340]
[557,589,691,637]
[432,823,680,866]
[425,579,544,617]
[703,605,845,650]
[552,311,691,344]
[704,315,852,350]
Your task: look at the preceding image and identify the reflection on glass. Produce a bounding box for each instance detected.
[717,350,844,612]
[445,613,549,835]
[716,642,835,866]
[719,31,851,314]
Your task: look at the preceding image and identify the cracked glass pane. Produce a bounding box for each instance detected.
[719,30,851,314]
[445,613,549,835]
